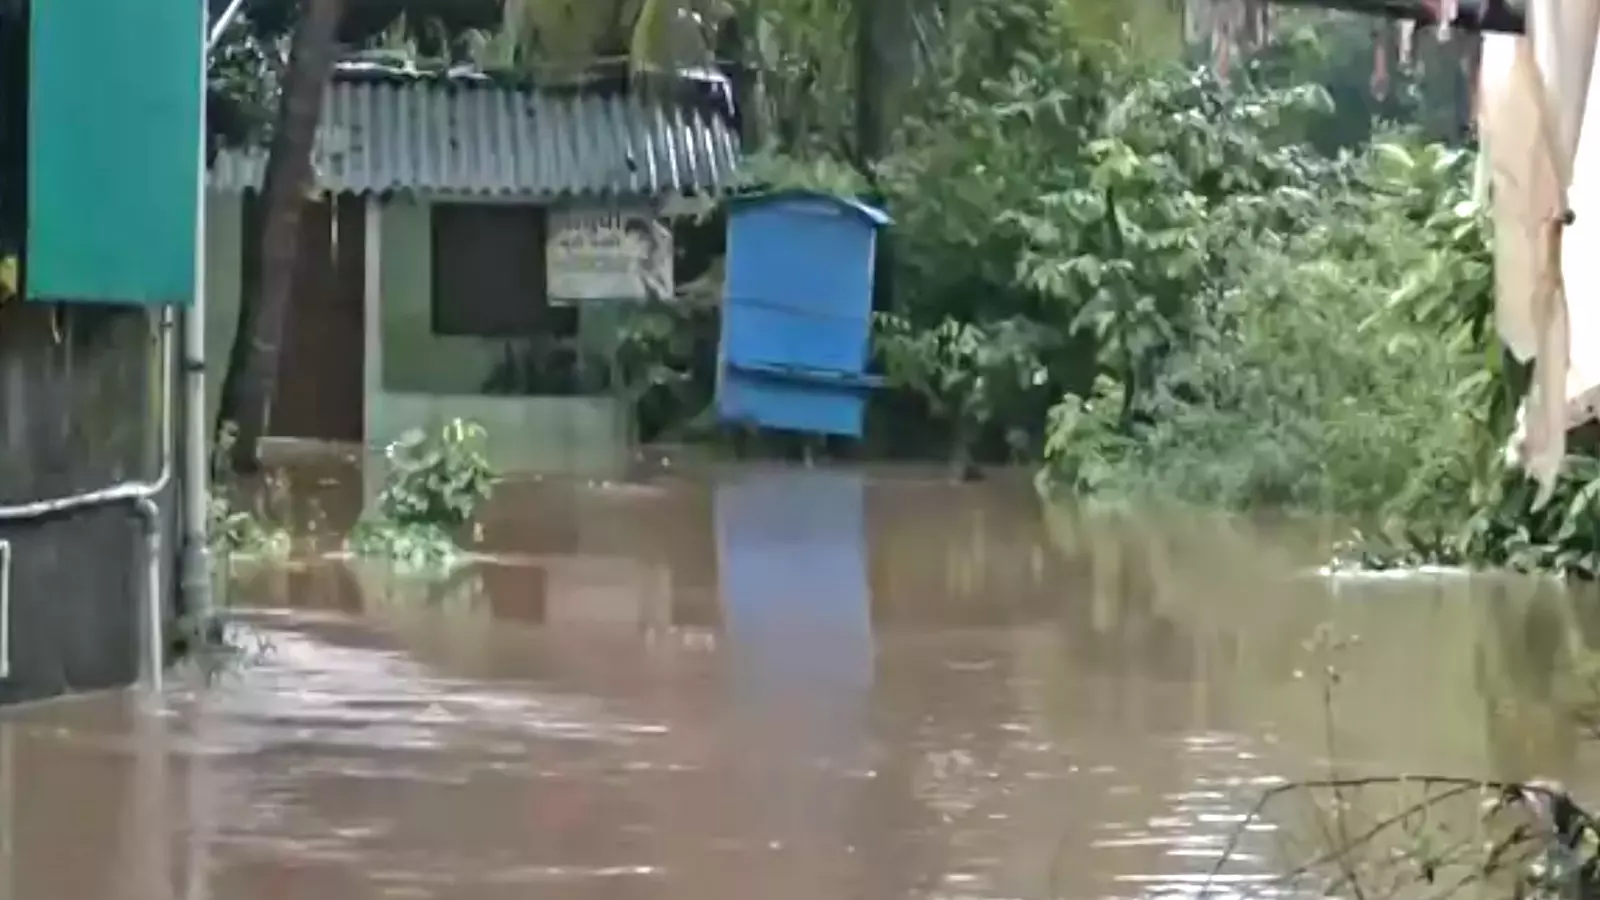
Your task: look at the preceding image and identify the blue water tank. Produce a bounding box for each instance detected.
[717,190,890,438]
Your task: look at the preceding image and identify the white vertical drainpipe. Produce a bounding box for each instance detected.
[0,539,9,679]
[0,721,11,900]
[179,7,216,633]
[362,196,382,501]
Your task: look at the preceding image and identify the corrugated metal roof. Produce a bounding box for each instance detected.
[210,64,743,199]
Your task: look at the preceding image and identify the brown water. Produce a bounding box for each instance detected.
[4,462,1600,900]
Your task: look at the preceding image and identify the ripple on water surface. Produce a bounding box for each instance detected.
[3,471,1595,900]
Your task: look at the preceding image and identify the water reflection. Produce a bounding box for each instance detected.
[1,468,1600,899]
[0,724,9,900]
[715,470,875,900]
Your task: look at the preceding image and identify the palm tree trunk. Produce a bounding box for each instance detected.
[215,0,345,473]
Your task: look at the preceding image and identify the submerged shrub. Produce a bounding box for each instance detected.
[348,419,497,573]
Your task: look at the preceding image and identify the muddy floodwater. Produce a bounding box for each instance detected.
[4,460,1600,899]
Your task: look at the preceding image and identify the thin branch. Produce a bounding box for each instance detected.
[1202,776,1597,898]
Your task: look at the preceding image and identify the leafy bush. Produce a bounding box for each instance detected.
[868,0,1577,572]
[875,313,1055,469]
[850,0,1415,471]
[784,0,1491,539]
[348,419,497,572]
[1042,139,1488,517]
[1031,120,1600,578]
[373,419,495,528]
[854,0,1115,460]
[613,293,720,442]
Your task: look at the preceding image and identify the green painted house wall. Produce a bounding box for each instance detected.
[368,199,629,476]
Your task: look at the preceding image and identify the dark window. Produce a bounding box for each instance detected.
[430,203,549,336]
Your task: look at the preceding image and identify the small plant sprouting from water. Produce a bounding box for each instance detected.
[348,419,497,573]
[209,421,291,559]
[1295,624,1365,899]
[169,612,275,683]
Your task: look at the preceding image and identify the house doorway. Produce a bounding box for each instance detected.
[244,194,367,444]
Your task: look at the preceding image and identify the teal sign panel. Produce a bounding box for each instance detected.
[27,0,203,306]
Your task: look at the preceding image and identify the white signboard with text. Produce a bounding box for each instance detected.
[546,210,673,302]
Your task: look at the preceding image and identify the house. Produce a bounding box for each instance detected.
[205,62,741,475]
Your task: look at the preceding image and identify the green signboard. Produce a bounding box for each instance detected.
[27,0,204,306]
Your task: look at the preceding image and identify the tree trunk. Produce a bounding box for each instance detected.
[854,0,914,317]
[215,0,345,473]
[854,0,912,168]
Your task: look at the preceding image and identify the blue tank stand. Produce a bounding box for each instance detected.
[718,359,885,437]
[715,191,891,439]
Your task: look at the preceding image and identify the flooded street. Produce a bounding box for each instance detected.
[4,463,1600,899]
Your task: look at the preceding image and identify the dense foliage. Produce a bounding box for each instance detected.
[221,0,1600,575]
[836,0,1473,485]
[742,0,1600,575]
[207,1,289,156]
[1042,139,1486,513]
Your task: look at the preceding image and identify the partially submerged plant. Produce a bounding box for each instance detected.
[169,612,275,683]
[348,419,497,573]
[208,420,291,559]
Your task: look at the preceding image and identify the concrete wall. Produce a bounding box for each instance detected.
[0,303,169,705]
[373,199,502,395]
[203,193,629,477]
